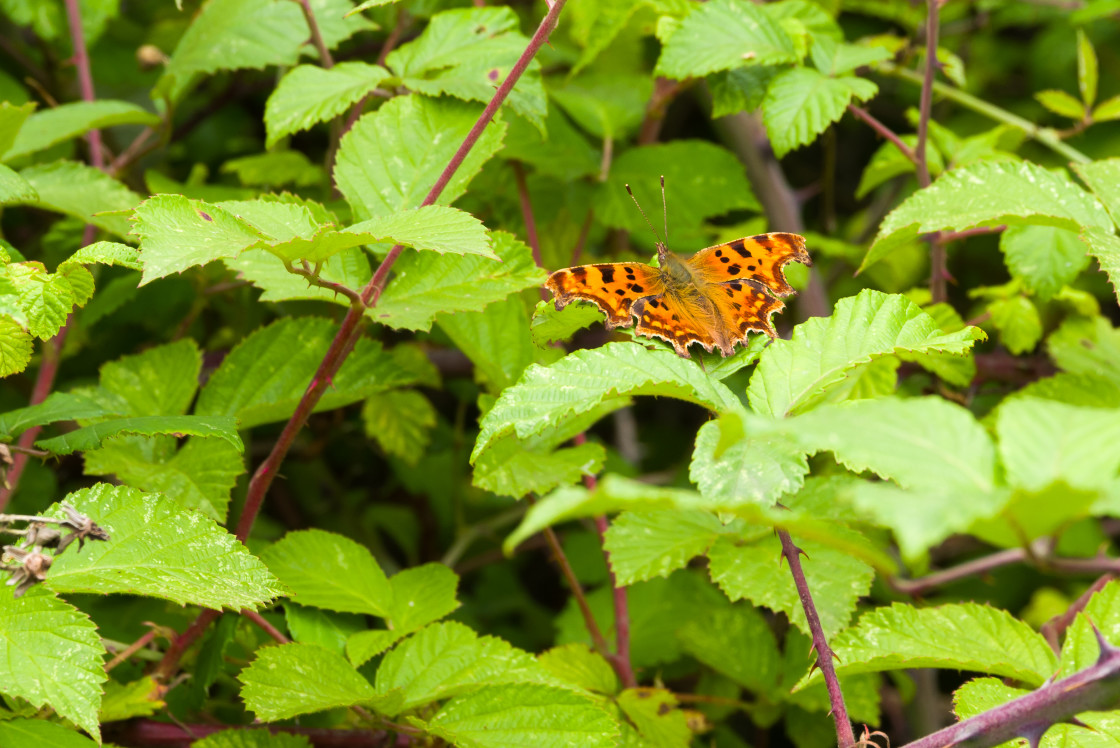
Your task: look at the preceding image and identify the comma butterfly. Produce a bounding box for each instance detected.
[545,181,811,358]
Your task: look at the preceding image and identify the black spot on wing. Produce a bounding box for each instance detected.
[599,267,615,284]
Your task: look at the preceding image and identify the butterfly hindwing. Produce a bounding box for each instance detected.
[546,263,665,329]
[687,232,810,297]
[708,278,787,343]
[632,292,726,357]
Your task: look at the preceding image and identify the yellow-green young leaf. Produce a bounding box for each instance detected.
[472,342,743,464]
[617,687,692,748]
[387,7,546,129]
[261,528,392,616]
[866,161,1112,269]
[221,151,325,190]
[537,644,619,696]
[801,603,1057,689]
[1000,225,1090,300]
[748,290,985,417]
[265,62,389,148]
[373,231,545,332]
[239,643,375,722]
[12,265,75,340]
[0,588,106,741]
[343,205,494,259]
[689,419,808,505]
[99,676,163,722]
[334,95,506,222]
[1073,159,1120,227]
[4,100,159,161]
[1092,94,1120,122]
[363,389,437,465]
[349,0,401,13]
[656,0,798,79]
[596,141,760,233]
[63,241,142,270]
[45,484,284,609]
[374,621,563,715]
[472,437,605,500]
[422,684,620,748]
[1077,29,1098,107]
[988,296,1042,354]
[1080,227,1120,301]
[530,300,603,348]
[0,163,37,204]
[603,510,729,586]
[0,720,97,748]
[762,67,877,157]
[21,161,141,239]
[0,315,32,377]
[1035,89,1084,120]
[1047,317,1120,386]
[193,728,314,748]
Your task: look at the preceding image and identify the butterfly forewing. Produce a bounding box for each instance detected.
[687,232,809,297]
[546,263,666,329]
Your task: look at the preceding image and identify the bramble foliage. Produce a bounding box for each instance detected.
[1,1,1120,747]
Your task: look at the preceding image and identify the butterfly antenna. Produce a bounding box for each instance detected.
[660,175,669,245]
[625,183,667,255]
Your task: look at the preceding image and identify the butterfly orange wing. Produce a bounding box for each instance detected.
[706,278,788,344]
[687,233,810,296]
[546,263,666,329]
[632,291,727,357]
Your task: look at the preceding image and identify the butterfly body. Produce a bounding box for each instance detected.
[546,233,810,358]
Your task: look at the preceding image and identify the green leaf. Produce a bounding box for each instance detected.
[132,195,268,284]
[472,342,743,464]
[598,141,760,234]
[804,603,1057,688]
[537,644,619,696]
[386,7,546,129]
[344,205,493,259]
[1048,317,1120,385]
[0,588,106,741]
[690,419,808,506]
[709,65,780,118]
[265,62,389,148]
[98,338,200,417]
[157,0,307,103]
[502,107,600,181]
[46,484,284,609]
[0,720,97,748]
[0,391,119,439]
[656,0,798,79]
[0,163,37,204]
[285,605,365,657]
[373,230,546,332]
[4,100,160,161]
[677,604,780,695]
[19,161,142,239]
[35,415,243,456]
[439,295,537,392]
[616,688,691,748]
[787,396,1001,559]
[762,67,878,157]
[262,529,392,616]
[748,290,984,417]
[240,642,375,721]
[422,684,619,748]
[362,389,437,464]
[64,240,142,270]
[0,316,32,377]
[196,318,417,429]
[472,438,606,499]
[997,398,1120,493]
[225,246,371,305]
[374,621,562,715]
[13,266,75,339]
[856,134,943,199]
[989,296,1042,354]
[1081,227,1120,301]
[0,100,35,158]
[1092,94,1120,122]
[1074,159,1120,227]
[1077,29,1098,107]
[334,95,506,222]
[1000,225,1090,300]
[1035,89,1084,120]
[707,535,873,638]
[84,436,244,521]
[866,161,1113,269]
[550,72,651,140]
[192,728,314,748]
[530,299,602,347]
[222,151,325,190]
[604,510,729,586]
